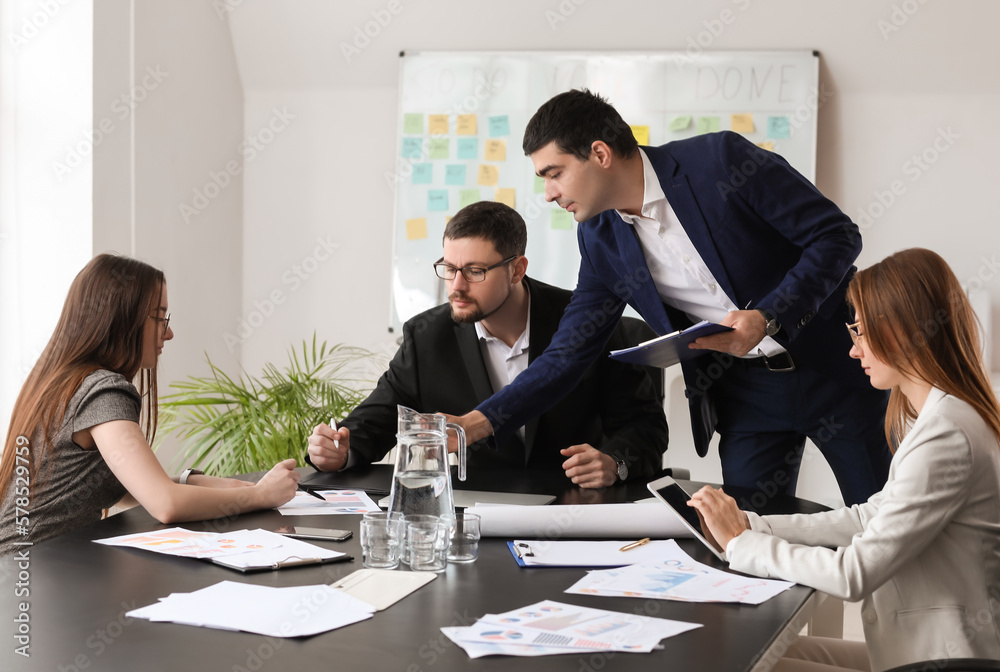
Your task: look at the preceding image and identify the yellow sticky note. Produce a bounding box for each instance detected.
[630,125,650,146]
[477,164,499,186]
[428,115,448,135]
[405,218,428,241]
[731,114,755,133]
[484,139,507,162]
[495,187,516,209]
[456,114,477,135]
[755,141,775,152]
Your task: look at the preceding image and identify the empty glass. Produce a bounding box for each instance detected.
[445,512,481,564]
[359,515,405,569]
[407,516,450,573]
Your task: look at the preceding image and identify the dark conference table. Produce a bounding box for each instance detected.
[2,466,830,672]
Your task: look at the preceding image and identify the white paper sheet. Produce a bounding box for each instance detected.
[94,527,346,570]
[444,600,701,658]
[277,489,380,515]
[330,569,436,611]
[468,503,691,539]
[565,540,793,605]
[127,581,375,637]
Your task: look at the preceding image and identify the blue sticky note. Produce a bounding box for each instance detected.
[489,115,510,137]
[767,116,791,140]
[457,138,478,160]
[401,137,423,159]
[428,190,449,212]
[445,164,466,186]
[412,163,433,185]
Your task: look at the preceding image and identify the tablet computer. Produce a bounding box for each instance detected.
[646,476,728,563]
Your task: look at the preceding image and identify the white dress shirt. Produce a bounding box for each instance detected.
[615,149,785,358]
[475,298,531,441]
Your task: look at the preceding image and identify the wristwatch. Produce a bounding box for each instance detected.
[179,468,204,485]
[757,308,780,337]
[614,457,629,482]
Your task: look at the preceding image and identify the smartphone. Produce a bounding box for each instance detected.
[274,526,352,541]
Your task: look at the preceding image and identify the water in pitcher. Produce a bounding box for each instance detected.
[388,470,455,520]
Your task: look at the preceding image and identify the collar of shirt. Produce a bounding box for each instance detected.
[615,148,668,226]
[473,301,531,361]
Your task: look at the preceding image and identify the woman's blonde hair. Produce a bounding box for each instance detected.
[847,248,1000,449]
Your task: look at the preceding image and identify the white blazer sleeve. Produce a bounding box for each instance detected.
[728,414,973,601]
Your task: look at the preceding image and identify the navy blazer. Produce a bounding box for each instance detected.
[342,277,667,478]
[477,132,868,455]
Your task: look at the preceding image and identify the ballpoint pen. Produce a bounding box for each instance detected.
[330,416,340,450]
[618,537,651,552]
[298,485,326,501]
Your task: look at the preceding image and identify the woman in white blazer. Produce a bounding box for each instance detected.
[690,248,1000,672]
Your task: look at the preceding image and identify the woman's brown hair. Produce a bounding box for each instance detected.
[1,254,165,488]
[847,248,1000,449]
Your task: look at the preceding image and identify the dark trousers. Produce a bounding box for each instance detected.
[711,359,891,506]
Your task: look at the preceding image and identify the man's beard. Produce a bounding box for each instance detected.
[449,287,511,324]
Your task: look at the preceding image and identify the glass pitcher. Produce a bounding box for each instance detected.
[386,406,467,520]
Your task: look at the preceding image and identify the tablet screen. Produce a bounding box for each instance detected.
[651,481,707,537]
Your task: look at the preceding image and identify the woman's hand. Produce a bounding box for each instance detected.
[687,486,750,551]
[252,458,300,508]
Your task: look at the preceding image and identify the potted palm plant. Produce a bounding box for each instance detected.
[158,335,375,476]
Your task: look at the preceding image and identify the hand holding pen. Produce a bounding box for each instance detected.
[306,416,351,472]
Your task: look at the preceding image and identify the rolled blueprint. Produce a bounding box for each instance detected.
[467,503,692,539]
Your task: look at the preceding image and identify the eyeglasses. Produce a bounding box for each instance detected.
[149,314,171,336]
[433,256,517,283]
[846,321,864,345]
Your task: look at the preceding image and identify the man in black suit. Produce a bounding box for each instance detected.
[307,201,667,487]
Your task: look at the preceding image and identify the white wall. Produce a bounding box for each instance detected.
[220,0,1000,507]
[0,0,93,447]
[93,0,245,470]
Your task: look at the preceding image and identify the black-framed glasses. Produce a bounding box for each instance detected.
[433,256,517,283]
[846,321,863,345]
[149,314,171,336]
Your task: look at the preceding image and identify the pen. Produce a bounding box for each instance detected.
[618,537,651,552]
[298,485,326,501]
[330,416,340,450]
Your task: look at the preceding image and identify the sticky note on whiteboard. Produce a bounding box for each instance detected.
[412,163,433,185]
[630,125,650,146]
[731,114,754,133]
[756,141,775,152]
[459,188,480,208]
[428,115,448,135]
[767,116,791,139]
[403,113,423,134]
[495,188,515,209]
[456,114,477,135]
[401,138,423,159]
[445,164,467,186]
[457,138,478,160]
[534,175,545,194]
[489,115,510,137]
[551,209,574,230]
[406,218,428,240]
[484,139,506,162]
[669,115,692,131]
[428,190,448,212]
[477,164,499,186]
[697,117,721,134]
[429,139,449,160]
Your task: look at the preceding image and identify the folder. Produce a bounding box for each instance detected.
[609,320,733,368]
[331,569,436,610]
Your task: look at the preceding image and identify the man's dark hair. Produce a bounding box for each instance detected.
[443,201,527,258]
[522,88,639,161]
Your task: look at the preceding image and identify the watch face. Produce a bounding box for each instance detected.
[617,461,628,481]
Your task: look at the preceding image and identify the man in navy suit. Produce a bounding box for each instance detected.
[455,89,890,506]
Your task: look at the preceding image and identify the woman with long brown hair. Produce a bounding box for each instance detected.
[1,254,299,554]
[690,248,1000,671]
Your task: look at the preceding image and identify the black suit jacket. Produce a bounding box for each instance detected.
[341,277,667,480]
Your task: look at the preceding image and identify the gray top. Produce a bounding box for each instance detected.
[1,369,140,555]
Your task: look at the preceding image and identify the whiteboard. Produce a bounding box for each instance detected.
[389,50,820,332]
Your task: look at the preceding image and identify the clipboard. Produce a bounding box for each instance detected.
[609,321,733,368]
